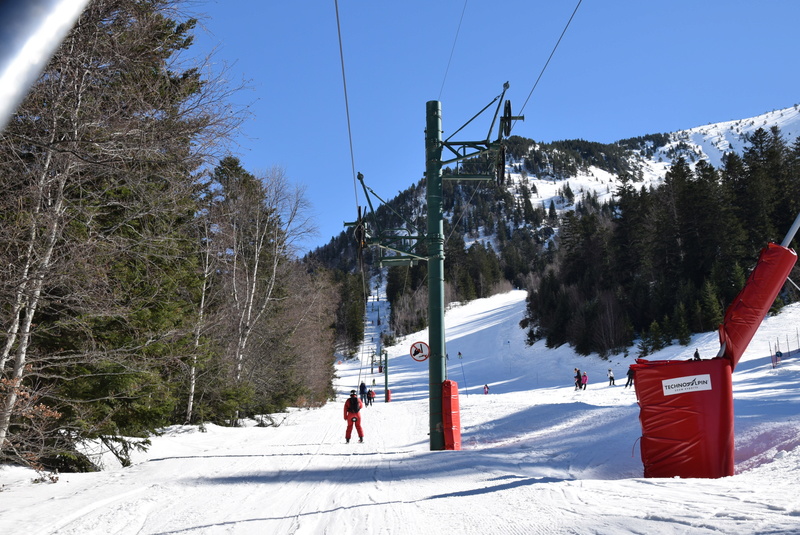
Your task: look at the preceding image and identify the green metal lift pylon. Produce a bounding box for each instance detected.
[424,87,522,450]
[425,100,447,450]
[347,84,522,450]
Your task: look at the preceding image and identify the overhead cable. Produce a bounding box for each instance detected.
[334,0,371,347]
[519,0,583,116]
[438,0,469,101]
[334,0,360,208]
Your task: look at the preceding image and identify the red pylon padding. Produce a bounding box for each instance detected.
[442,380,461,451]
[719,242,797,371]
[632,358,734,478]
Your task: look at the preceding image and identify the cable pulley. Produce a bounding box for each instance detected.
[498,99,523,141]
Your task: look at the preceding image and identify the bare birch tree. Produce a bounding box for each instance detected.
[209,158,314,419]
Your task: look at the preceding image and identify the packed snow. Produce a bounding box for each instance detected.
[2,288,800,534]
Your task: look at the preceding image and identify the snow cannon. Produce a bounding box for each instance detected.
[633,216,799,479]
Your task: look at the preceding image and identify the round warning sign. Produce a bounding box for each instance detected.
[410,341,430,362]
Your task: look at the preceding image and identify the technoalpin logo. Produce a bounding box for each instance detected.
[661,374,712,396]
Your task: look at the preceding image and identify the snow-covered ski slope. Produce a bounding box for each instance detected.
[2,289,800,534]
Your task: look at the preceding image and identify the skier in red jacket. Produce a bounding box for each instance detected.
[343,390,364,443]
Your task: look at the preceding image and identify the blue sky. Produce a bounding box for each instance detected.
[188,1,800,252]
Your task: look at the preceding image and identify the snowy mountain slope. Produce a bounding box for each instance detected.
[2,289,799,534]
[662,105,800,169]
[498,105,800,235]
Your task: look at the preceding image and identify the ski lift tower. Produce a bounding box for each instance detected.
[425,84,522,449]
[348,83,522,450]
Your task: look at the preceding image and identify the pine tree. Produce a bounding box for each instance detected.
[700,280,724,331]
[673,303,692,346]
[741,128,779,248]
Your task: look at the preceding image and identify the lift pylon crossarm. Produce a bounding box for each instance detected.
[379,257,418,268]
[378,245,428,261]
[441,174,495,181]
[440,142,500,167]
[356,172,423,237]
[367,240,422,258]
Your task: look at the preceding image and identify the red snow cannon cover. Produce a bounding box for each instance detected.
[632,358,734,478]
[442,380,461,451]
[719,243,796,370]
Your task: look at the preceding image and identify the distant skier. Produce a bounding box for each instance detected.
[625,367,635,388]
[344,390,364,443]
[693,349,701,361]
[367,389,375,406]
[607,368,615,386]
[484,384,490,395]
[359,381,367,404]
[581,372,588,390]
[574,368,581,390]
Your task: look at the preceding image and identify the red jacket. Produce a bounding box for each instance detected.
[344,396,363,419]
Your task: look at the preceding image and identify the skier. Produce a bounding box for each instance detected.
[367,389,375,406]
[693,348,701,361]
[359,381,367,404]
[344,390,364,443]
[483,384,490,395]
[625,367,635,388]
[581,371,588,390]
[607,368,615,386]
[574,368,581,390]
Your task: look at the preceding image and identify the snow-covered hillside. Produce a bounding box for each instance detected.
[500,104,800,234]
[2,289,799,534]
[661,105,800,169]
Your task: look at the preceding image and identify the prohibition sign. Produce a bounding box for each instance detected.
[410,341,430,362]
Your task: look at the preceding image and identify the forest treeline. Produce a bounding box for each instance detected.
[0,0,356,471]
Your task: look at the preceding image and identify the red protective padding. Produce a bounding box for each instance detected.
[442,380,461,451]
[632,358,734,478]
[719,243,796,370]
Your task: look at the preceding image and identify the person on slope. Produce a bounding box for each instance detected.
[625,367,635,388]
[367,389,375,406]
[359,381,368,404]
[574,368,581,391]
[607,368,615,386]
[344,390,364,443]
[581,371,588,390]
